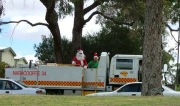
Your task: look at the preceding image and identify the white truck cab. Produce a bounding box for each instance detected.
[109,54,142,85]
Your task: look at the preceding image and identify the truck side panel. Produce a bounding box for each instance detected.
[33,66,83,89]
[83,68,106,90]
[5,52,109,92]
[5,68,38,83]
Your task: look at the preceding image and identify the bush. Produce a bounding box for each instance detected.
[0,62,8,78]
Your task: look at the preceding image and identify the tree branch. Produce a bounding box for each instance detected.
[166,24,179,43]
[166,24,179,32]
[84,11,99,24]
[0,20,49,27]
[84,11,134,26]
[170,29,178,43]
[83,0,102,15]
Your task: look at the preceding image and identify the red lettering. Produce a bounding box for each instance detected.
[37,71,40,76]
[12,71,41,76]
[41,71,46,76]
[13,71,19,75]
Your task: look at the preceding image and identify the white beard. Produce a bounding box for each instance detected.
[76,54,84,61]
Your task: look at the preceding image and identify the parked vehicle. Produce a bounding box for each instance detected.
[86,82,180,96]
[5,52,143,95]
[0,78,45,95]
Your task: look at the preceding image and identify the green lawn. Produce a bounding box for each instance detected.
[0,95,179,106]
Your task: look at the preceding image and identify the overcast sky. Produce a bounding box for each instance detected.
[0,0,101,63]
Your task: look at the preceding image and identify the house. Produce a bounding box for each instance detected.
[0,47,28,67]
[0,47,16,67]
[14,57,28,67]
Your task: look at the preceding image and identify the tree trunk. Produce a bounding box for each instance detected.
[40,0,63,63]
[142,0,163,96]
[71,0,84,58]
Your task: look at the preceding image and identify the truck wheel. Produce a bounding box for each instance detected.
[59,90,64,95]
[46,89,54,95]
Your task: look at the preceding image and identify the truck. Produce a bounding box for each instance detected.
[5,52,142,95]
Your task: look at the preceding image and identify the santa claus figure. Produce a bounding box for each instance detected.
[72,49,88,68]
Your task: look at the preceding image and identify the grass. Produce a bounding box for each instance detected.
[0,95,180,106]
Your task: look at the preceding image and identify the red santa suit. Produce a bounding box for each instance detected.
[72,49,88,68]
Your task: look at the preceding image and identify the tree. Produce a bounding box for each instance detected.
[96,0,177,95]
[34,23,143,64]
[34,35,55,63]
[70,0,107,58]
[36,0,63,64]
[82,24,143,61]
[0,0,105,63]
[141,0,163,96]
[34,35,72,64]
[0,0,73,64]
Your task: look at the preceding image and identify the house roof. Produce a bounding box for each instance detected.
[14,57,28,64]
[0,47,16,56]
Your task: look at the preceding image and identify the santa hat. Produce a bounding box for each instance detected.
[77,49,83,54]
[94,52,98,59]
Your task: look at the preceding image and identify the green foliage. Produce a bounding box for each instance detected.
[97,0,145,29]
[176,68,180,85]
[162,50,174,65]
[0,62,8,78]
[34,35,72,64]
[97,0,178,26]
[175,84,180,91]
[165,0,180,24]
[57,0,74,18]
[82,25,143,62]
[61,36,72,63]
[34,35,55,63]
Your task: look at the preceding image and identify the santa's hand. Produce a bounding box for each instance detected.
[83,66,87,69]
[72,61,76,65]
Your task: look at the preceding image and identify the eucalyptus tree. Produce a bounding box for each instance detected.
[0,0,73,63]
[141,0,163,96]
[70,0,108,58]
[0,0,108,63]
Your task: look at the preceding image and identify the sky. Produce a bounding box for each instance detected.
[0,0,101,63]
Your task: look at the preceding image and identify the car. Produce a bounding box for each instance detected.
[0,78,46,95]
[86,82,180,96]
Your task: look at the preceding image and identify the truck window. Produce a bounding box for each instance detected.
[116,59,133,70]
